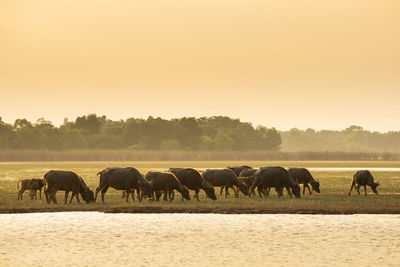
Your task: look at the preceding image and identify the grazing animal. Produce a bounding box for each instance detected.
[250,167,301,198]
[238,168,267,197]
[95,167,151,203]
[168,168,216,201]
[145,171,191,201]
[222,166,252,196]
[348,170,380,196]
[288,168,320,195]
[17,178,45,200]
[44,170,94,204]
[203,169,248,198]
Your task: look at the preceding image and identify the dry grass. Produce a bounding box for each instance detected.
[1,161,400,214]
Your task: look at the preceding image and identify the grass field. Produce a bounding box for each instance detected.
[1,161,400,214]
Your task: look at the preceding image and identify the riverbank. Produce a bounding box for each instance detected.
[2,201,400,215]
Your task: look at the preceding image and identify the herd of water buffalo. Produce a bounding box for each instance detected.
[16,166,380,204]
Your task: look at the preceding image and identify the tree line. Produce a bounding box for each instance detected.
[1,115,399,152]
[0,115,281,151]
[280,125,400,152]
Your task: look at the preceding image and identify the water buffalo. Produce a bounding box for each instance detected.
[203,169,248,198]
[348,170,380,196]
[237,169,267,197]
[145,171,190,201]
[168,168,216,201]
[17,178,45,200]
[288,168,320,195]
[44,170,95,204]
[95,167,151,203]
[250,167,301,198]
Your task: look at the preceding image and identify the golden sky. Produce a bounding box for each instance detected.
[1,0,399,131]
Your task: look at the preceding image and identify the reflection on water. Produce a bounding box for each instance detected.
[1,213,400,267]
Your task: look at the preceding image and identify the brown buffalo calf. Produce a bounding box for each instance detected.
[17,178,45,200]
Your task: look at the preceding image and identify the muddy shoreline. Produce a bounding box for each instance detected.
[1,206,400,215]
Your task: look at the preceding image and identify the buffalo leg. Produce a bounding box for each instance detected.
[225,185,230,198]
[348,181,355,196]
[122,191,126,199]
[230,186,238,198]
[18,188,26,200]
[364,185,368,196]
[356,185,361,195]
[64,191,69,204]
[285,186,292,198]
[69,192,74,204]
[219,187,224,196]
[94,185,103,202]
[51,191,57,204]
[257,186,265,197]
[39,188,42,200]
[306,184,312,195]
[194,189,200,201]
[162,189,168,201]
[75,193,80,203]
[101,186,109,203]
[44,189,49,203]
[70,192,80,204]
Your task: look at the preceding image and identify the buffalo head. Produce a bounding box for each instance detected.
[81,189,95,203]
[371,181,380,195]
[180,185,191,200]
[204,183,217,200]
[311,180,320,193]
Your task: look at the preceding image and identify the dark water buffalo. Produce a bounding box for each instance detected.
[250,167,301,198]
[348,170,380,196]
[44,170,95,204]
[288,168,320,195]
[168,168,216,201]
[219,166,252,196]
[203,169,248,198]
[17,178,45,200]
[145,171,190,201]
[95,167,151,203]
[237,169,267,197]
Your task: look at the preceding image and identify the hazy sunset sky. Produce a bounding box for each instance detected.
[1,0,399,131]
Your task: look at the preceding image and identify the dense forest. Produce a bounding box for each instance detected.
[0,115,281,151]
[1,115,399,152]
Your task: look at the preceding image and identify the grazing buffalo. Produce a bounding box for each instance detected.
[145,171,190,201]
[17,178,45,200]
[95,167,151,203]
[219,166,253,196]
[203,169,248,198]
[168,168,216,201]
[250,167,301,198]
[238,169,267,197]
[348,170,380,196]
[44,170,95,204]
[288,168,320,195]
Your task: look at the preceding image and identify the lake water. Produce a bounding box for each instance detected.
[1,212,400,266]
